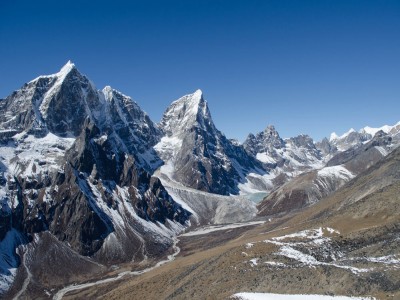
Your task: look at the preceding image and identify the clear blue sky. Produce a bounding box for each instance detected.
[1,0,399,141]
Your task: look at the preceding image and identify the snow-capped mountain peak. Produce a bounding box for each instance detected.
[0,61,98,136]
[329,128,356,141]
[360,122,400,136]
[341,128,356,138]
[27,60,76,84]
[102,85,113,95]
[329,132,339,142]
[58,60,76,75]
[159,89,213,136]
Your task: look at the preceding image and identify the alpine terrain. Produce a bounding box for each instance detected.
[0,62,399,299]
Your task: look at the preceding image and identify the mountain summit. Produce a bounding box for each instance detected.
[159,89,211,136]
[156,90,261,195]
[0,61,99,137]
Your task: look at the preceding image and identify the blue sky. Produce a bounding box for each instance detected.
[1,0,399,141]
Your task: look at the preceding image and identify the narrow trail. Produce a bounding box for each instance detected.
[52,238,180,300]
[13,246,32,300]
[53,220,259,299]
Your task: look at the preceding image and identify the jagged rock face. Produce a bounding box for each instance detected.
[315,137,337,157]
[102,87,162,170]
[172,127,242,195]
[66,121,190,226]
[285,134,323,165]
[156,90,260,195]
[0,77,49,132]
[66,120,138,185]
[1,120,191,259]
[244,128,323,169]
[43,68,101,136]
[1,161,110,256]
[47,166,113,256]
[244,125,285,156]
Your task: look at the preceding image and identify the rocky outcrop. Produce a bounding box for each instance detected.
[244,125,285,156]
[315,137,337,157]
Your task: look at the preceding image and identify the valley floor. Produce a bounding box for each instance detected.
[50,212,399,300]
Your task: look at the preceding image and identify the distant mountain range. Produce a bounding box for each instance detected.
[1,62,399,298]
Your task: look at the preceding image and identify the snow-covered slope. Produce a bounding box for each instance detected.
[258,131,393,216]
[155,89,262,196]
[155,171,257,225]
[328,122,400,152]
[243,126,324,194]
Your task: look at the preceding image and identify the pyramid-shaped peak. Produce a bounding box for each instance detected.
[173,89,205,105]
[166,89,208,119]
[263,125,282,140]
[160,89,215,136]
[192,89,203,99]
[265,125,277,132]
[59,60,76,75]
[102,85,114,95]
[64,60,75,68]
